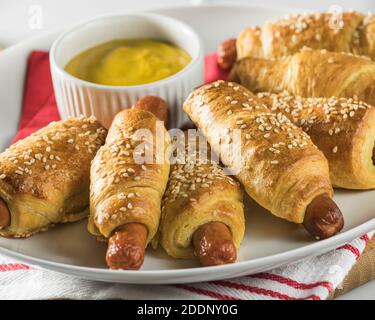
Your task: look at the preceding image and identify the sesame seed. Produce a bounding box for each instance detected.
[45,146,51,152]
[75,145,80,150]
[134,176,141,181]
[120,207,127,212]
[227,110,233,115]
[263,133,271,138]
[332,146,338,153]
[231,100,238,105]
[0,174,6,179]
[270,160,279,164]
[68,139,74,144]
[328,129,333,136]
[127,203,133,209]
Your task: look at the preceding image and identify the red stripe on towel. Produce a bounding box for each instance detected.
[249,272,333,292]
[212,280,321,300]
[337,244,360,259]
[360,234,370,244]
[0,263,31,272]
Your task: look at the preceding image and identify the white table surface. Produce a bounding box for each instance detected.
[0,0,374,300]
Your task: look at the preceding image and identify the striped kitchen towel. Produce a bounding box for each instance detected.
[0,232,372,300]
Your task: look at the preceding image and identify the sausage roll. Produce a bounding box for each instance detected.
[183,80,344,239]
[237,11,375,59]
[89,108,170,269]
[229,48,375,106]
[0,117,107,237]
[257,92,375,190]
[159,132,245,265]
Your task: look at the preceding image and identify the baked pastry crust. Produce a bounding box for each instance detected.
[230,48,375,106]
[89,109,170,243]
[237,11,375,59]
[159,132,245,259]
[257,92,375,189]
[0,117,107,237]
[183,81,333,224]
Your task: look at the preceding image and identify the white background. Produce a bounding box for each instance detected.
[0,0,374,300]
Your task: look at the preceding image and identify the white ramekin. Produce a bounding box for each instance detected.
[50,13,204,128]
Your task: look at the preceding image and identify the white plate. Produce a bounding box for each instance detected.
[0,4,374,284]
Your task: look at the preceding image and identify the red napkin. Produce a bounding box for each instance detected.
[13,51,228,143]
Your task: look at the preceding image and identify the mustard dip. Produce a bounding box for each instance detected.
[64,39,191,86]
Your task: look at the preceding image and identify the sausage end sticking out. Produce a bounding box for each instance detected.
[0,198,10,229]
[372,144,375,165]
[133,96,169,128]
[303,194,344,240]
[217,38,237,71]
[106,223,148,270]
[192,221,237,266]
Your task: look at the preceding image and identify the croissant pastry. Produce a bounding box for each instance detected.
[0,117,107,237]
[89,108,170,269]
[257,92,375,190]
[184,80,344,239]
[237,11,375,59]
[230,48,375,106]
[159,132,245,266]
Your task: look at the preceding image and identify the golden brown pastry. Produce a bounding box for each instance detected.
[184,80,344,239]
[159,132,245,265]
[258,92,375,189]
[257,92,375,190]
[237,11,375,59]
[89,108,170,269]
[230,48,375,106]
[0,117,107,237]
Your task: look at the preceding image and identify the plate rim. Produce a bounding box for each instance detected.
[0,2,374,284]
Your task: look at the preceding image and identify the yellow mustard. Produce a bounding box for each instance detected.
[64,39,191,86]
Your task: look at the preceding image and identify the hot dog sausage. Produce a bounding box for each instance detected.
[303,194,344,240]
[192,221,237,266]
[0,198,10,229]
[106,96,168,270]
[217,38,237,71]
[106,223,148,270]
[133,96,169,128]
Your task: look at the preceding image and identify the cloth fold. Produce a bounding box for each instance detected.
[0,50,373,300]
